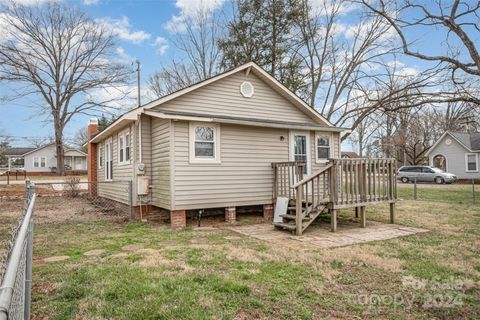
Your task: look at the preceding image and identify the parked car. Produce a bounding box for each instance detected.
[397,166,457,184]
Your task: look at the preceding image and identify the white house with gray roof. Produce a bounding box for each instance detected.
[427,131,480,180]
[5,143,87,173]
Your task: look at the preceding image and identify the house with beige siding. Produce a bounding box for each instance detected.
[87,62,396,234]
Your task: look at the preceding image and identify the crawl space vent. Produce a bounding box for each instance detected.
[240,81,254,98]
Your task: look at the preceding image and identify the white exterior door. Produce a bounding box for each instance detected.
[289,131,311,177]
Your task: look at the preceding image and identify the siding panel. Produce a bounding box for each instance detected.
[97,123,134,205]
[150,118,171,209]
[153,72,319,124]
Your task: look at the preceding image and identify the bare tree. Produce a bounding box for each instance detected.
[149,5,223,98]
[148,62,199,97]
[73,127,89,152]
[361,0,480,106]
[28,136,52,148]
[0,2,129,175]
[291,0,410,138]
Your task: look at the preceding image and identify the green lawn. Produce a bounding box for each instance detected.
[397,183,479,204]
[24,186,480,319]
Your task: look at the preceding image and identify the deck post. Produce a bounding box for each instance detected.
[389,203,395,224]
[360,206,366,228]
[331,209,337,232]
[295,185,303,236]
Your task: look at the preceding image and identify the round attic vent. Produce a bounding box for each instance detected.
[445,138,452,145]
[240,81,254,98]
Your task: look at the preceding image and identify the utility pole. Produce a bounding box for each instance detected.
[135,59,141,107]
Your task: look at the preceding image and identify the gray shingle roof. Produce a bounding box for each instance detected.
[450,132,480,151]
[4,147,36,156]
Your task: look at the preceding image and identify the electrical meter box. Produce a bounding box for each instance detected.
[136,163,145,175]
[137,176,149,195]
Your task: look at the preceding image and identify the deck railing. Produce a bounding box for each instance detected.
[331,158,397,208]
[272,158,397,235]
[272,161,306,200]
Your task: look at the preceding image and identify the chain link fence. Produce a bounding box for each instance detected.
[397,179,479,204]
[0,179,134,319]
[34,179,134,220]
[0,181,35,320]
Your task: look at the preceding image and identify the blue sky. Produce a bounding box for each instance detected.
[0,0,456,149]
[0,0,188,146]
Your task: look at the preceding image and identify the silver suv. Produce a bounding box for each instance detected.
[397,166,457,184]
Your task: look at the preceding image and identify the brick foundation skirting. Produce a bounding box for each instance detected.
[225,207,236,223]
[170,210,186,229]
[263,204,274,221]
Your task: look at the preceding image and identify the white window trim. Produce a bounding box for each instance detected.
[315,132,333,164]
[189,122,221,164]
[33,156,47,168]
[105,138,113,181]
[288,130,311,174]
[465,153,479,172]
[98,143,103,169]
[117,129,131,165]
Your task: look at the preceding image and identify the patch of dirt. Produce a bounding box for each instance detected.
[136,248,193,271]
[41,255,70,263]
[84,249,106,256]
[121,244,144,252]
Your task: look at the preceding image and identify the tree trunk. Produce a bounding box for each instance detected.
[55,127,65,176]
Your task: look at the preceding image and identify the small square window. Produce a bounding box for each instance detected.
[189,123,220,163]
[316,134,331,161]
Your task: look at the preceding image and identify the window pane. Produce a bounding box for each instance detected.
[41,157,46,167]
[195,142,214,157]
[317,136,330,147]
[195,127,214,141]
[467,155,477,170]
[126,146,130,161]
[318,147,330,159]
[294,135,306,156]
[34,157,38,167]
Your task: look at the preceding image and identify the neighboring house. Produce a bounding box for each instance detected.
[427,131,480,180]
[87,62,347,227]
[5,143,87,173]
[341,151,360,159]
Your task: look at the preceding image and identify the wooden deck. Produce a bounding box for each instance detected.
[272,158,397,235]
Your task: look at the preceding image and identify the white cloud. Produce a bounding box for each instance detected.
[83,0,100,5]
[153,36,168,55]
[165,0,225,32]
[86,85,136,110]
[97,16,150,44]
[87,85,155,110]
[115,46,133,63]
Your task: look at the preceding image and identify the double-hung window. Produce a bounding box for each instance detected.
[466,153,478,172]
[189,122,220,163]
[316,134,331,162]
[118,129,131,164]
[33,156,46,168]
[98,143,104,168]
[105,138,113,180]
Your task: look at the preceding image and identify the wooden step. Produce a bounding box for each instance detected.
[280,214,311,221]
[273,222,296,231]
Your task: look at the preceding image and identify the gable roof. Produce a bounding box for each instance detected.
[90,62,346,144]
[449,132,480,150]
[427,131,480,156]
[5,147,35,157]
[5,144,86,157]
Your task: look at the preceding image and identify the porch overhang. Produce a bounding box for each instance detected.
[144,110,349,133]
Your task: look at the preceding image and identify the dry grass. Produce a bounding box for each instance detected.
[1,185,478,319]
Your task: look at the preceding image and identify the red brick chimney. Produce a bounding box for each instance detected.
[87,118,99,196]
